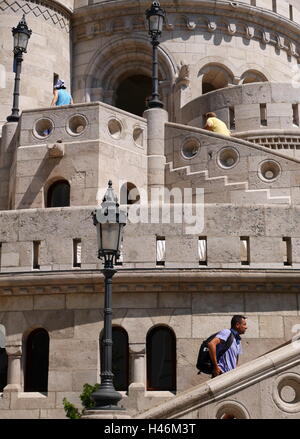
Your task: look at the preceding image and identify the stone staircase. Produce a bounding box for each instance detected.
[134,339,300,419]
[166,161,291,205]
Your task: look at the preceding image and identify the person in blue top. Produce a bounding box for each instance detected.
[207,315,247,419]
[51,79,73,106]
[207,315,247,378]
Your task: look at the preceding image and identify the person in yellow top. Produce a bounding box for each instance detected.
[204,112,231,136]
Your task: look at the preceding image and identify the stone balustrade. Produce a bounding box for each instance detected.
[180,82,300,133]
[18,102,147,152]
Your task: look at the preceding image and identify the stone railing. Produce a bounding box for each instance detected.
[180,82,300,134]
[134,339,300,419]
[235,129,300,159]
[18,101,147,153]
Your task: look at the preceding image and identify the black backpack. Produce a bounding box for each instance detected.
[196,330,235,374]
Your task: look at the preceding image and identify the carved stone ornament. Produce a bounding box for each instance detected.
[176,62,190,87]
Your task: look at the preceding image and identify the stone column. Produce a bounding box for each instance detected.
[0,121,18,166]
[4,344,22,392]
[128,344,146,395]
[144,107,168,201]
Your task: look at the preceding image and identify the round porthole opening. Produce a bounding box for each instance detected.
[108,119,122,139]
[181,138,201,159]
[218,147,239,169]
[67,114,88,135]
[133,127,144,147]
[34,118,54,139]
[259,160,281,182]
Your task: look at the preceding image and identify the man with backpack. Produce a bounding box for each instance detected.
[207,315,247,378]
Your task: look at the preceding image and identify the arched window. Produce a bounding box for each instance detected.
[100,326,129,391]
[146,326,176,391]
[46,180,70,208]
[115,75,152,116]
[120,182,140,205]
[199,64,234,95]
[241,70,268,84]
[24,328,49,392]
[0,324,8,392]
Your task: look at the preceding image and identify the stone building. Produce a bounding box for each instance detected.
[0,0,300,419]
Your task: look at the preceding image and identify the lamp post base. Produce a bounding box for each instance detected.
[91,382,123,410]
[6,114,20,123]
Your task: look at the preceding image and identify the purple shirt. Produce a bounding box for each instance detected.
[215,329,242,373]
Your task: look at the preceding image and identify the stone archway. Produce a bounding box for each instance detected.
[115,75,152,117]
[84,36,177,117]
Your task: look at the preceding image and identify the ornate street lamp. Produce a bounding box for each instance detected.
[145,1,166,108]
[7,15,32,123]
[91,181,127,410]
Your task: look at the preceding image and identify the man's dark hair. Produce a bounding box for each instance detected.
[205,112,217,119]
[231,315,247,328]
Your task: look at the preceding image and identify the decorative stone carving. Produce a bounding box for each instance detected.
[207,20,217,32]
[0,0,70,32]
[275,34,285,50]
[245,25,255,39]
[176,62,190,87]
[261,30,271,44]
[186,17,196,30]
[225,22,237,35]
[47,143,65,158]
[287,41,297,57]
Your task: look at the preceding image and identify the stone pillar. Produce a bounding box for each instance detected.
[4,344,22,392]
[128,344,146,395]
[144,107,168,200]
[0,121,18,166]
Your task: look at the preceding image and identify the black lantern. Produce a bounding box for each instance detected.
[12,14,32,54]
[145,1,166,109]
[92,180,126,268]
[146,0,166,36]
[90,181,127,410]
[7,15,32,123]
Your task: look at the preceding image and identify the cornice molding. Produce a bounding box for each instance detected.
[1,269,300,296]
[71,1,300,59]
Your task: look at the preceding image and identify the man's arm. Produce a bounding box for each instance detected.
[207,337,223,377]
[51,89,58,106]
[204,118,214,131]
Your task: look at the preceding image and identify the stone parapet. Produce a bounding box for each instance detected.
[134,339,300,419]
[1,205,300,270]
[181,82,300,131]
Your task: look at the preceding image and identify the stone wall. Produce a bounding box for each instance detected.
[0,102,147,210]
[0,0,72,128]
[1,205,300,271]
[71,0,300,121]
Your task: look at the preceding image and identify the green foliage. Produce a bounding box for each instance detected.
[80,383,100,409]
[63,397,81,419]
[63,382,100,419]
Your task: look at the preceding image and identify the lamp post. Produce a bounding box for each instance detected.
[7,14,32,123]
[91,181,127,410]
[145,1,166,109]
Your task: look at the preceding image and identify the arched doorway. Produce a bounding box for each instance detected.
[24,328,49,392]
[146,325,176,391]
[115,75,152,116]
[46,180,70,208]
